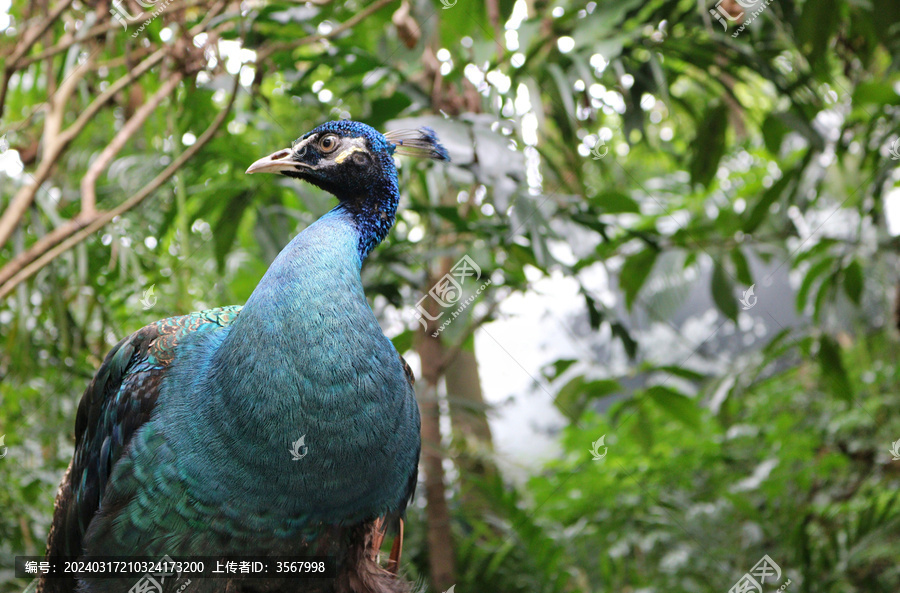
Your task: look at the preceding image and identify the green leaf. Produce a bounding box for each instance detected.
[612,322,639,359]
[689,103,729,188]
[554,376,621,421]
[620,249,658,309]
[584,292,604,330]
[547,63,577,131]
[761,112,790,154]
[843,260,863,305]
[367,93,413,130]
[795,238,837,266]
[852,81,900,106]
[817,335,853,402]
[796,258,834,312]
[797,0,840,73]
[743,168,794,233]
[813,275,833,323]
[213,191,253,273]
[645,385,702,429]
[543,358,578,382]
[594,190,641,214]
[730,248,753,287]
[391,329,414,355]
[777,111,826,152]
[650,365,707,382]
[711,260,738,321]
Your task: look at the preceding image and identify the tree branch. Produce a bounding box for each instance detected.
[256,0,397,63]
[0,0,75,118]
[436,297,501,374]
[0,46,168,251]
[80,72,184,215]
[0,74,240,300]
[15,0,214,69]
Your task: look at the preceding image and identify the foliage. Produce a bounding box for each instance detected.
[2,0,900,591]
[517,329,900,592]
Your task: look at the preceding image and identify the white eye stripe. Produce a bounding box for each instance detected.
[334,146,367,164]
[291,137,313,157]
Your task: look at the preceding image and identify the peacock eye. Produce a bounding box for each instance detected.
[319,134,339,153]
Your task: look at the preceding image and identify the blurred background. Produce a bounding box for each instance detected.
[2,0,900,591]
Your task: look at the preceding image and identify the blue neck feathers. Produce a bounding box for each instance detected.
[164,207,412,524]
[331,154,401,260]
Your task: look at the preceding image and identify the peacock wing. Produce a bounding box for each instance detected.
[44,306,242,563]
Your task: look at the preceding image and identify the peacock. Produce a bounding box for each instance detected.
[37,121,449,593]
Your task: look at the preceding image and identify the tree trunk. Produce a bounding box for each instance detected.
[445,343,496,512]
[415,280,457,592]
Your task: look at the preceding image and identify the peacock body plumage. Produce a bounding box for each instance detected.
[39,121,449,593]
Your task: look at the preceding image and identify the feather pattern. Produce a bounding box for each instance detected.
[384,128,451,161]
[40,121,447,593]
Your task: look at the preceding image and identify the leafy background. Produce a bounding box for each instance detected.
[1,0,900,591]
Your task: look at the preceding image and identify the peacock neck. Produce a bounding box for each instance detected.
[162,199,414,525]
[331,167,401,260]
[207,205,392,412]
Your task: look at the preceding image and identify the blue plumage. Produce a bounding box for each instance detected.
[40,122,449,593]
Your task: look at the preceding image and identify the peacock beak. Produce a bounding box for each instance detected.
[246,147,311,175]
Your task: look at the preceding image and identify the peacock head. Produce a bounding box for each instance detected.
[246,120,449,206]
